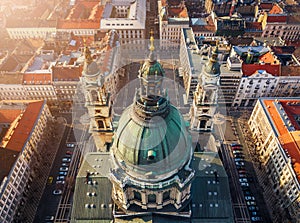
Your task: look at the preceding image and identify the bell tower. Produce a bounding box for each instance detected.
[81,43,113,151]
[190,46,220,132]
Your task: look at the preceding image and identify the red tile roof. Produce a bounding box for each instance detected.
[269,4,283,14]
[263,99,300,181]
[23,72,52,85]
[52,65,83,81]
[267,15,287,23]
[57,19,100,29]
[242,63,280,76]
[0,110,22,124]
[4,101,45,152]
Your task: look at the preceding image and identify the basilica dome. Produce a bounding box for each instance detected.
[112,96,192,182]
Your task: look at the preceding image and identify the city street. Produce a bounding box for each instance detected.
[215,110,272,223]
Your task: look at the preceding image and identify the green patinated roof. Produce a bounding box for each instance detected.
[140,59,165,78]
[112,104,192,178]
[191,152,234,223]
[71,153,113,223]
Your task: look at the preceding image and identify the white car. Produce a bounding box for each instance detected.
[66,143,75,148]
[62,158,71,162]
[53,189,62,195]
[56,180,65,185]
[60,167,69,172]
[56,176,65,180]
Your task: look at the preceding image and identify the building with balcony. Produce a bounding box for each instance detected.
[248,98,300,222]
[0,100,52,223]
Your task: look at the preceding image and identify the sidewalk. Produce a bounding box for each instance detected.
[16,117,66,223]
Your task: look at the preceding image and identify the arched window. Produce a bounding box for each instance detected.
[133,191,141,201]
[163,191,170,201]
[148,194,156,203]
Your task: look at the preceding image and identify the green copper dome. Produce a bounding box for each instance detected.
[139,51,165,78]
[204,47,220,77]
[112,100,192,182]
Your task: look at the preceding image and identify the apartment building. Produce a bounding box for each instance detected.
[158,0,189,49]
[248,98,300,222]
[259,4,300,41]
[100,0,146,45]
[0,100,52,223]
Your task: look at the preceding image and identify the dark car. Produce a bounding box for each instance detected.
[248,206,259,211]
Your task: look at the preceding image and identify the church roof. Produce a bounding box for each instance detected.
[112,103,192,182]
[71,153,113,222]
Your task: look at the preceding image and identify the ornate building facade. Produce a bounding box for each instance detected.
[190,46,220,132]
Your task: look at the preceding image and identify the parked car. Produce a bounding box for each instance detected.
[56,180,65,185]
[47,176,53,185]
[245,196,255,201]
[235,161,245,166]
[53,190,62,195]
[62,158,71,162]
[241,185,250,191]
[45,215,54,222]
[232,147,243,151]
[238,169,247,174]
[233,150,243,154]
[251,216,263,222]
[61,163,69,167]
[59,171,67,176]
[244,190,252,196]
[239,178,248,183]
[56,176,65,180]
[239,174,247,178]
[247,201,257,206]
[66,150,73,155]
[234,153,245,158]
[250,211,259,216]
[248,206,259,211]
[240,182,249,187]
[236,165,245,170]
[66,143,75,148]
[65,154,72,158]
[231,143,242,147]
[60,167,69,172]
[234,158,244,162]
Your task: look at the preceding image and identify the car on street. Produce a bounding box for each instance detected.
[66,143,75,148]
[245,196,255,201]
[248,206,259,211]
[47,176,53,185]
[56,180,65,185]
[240,182,249,187]
[60,167,69,172]
[232,147,243,151]
[238,169,247,174]
[250,211,259,216]
[235,161,245,166]
[233,150,243,154]
[65,154,72,158]
[234,158,244,162]
[251,216,263,222]
[241,185,250,191]
[244,190,252,196]
[56,176,65,180]
[239,174,247,178]
[59,171,67,176]
[66,150,73,155]
[234,153,245,158]
[247,201,257,206]
[239,178,248,183]
[231,143,241,147]
[45,215,54,221]
[62,158,71,162]
[236,165,245,170]
[61,163,69,167]
[53,189,62,195]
